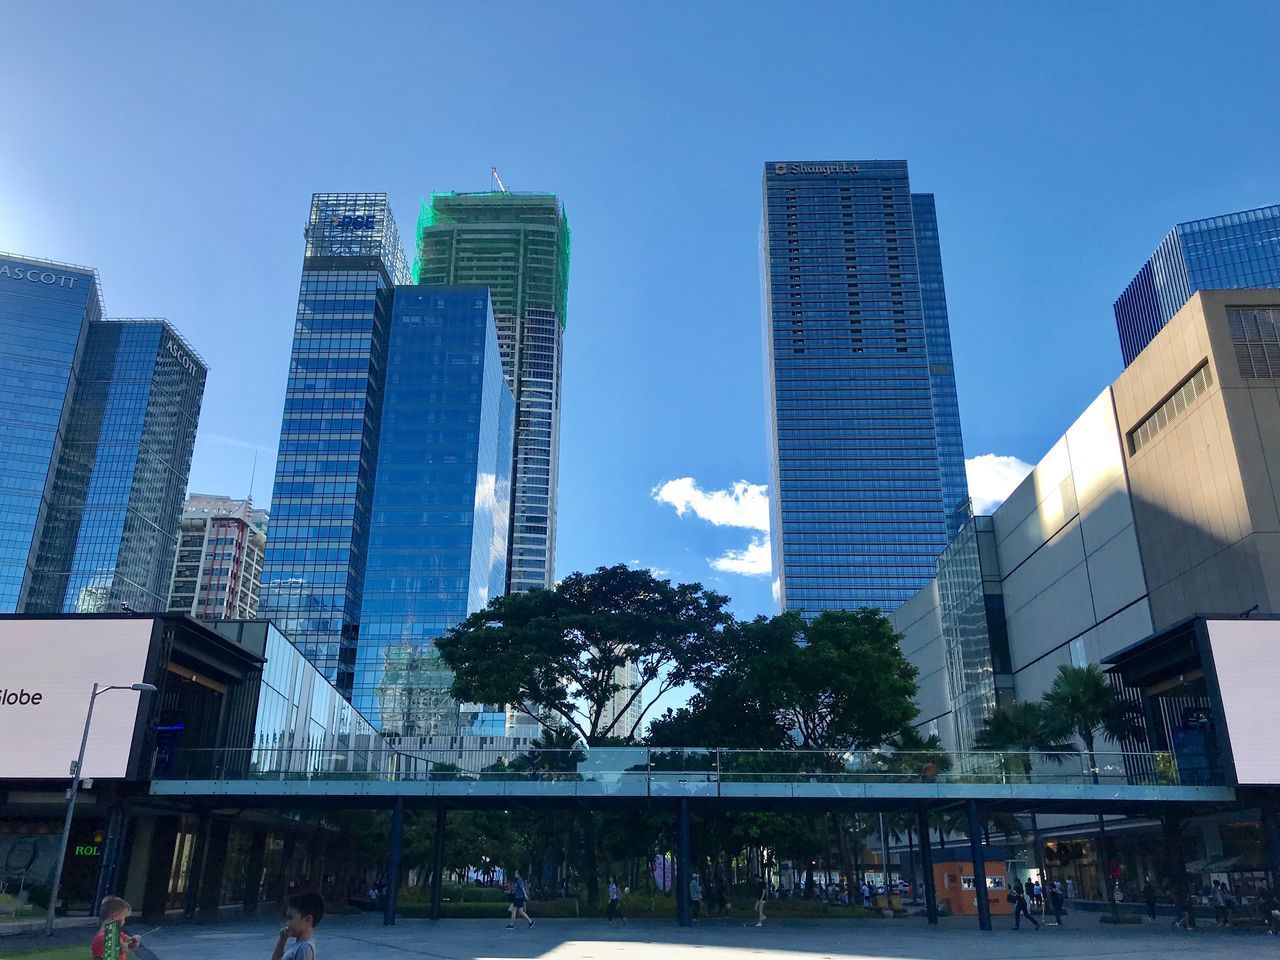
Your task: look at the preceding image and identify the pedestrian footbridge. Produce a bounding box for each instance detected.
[149,746,1234,814]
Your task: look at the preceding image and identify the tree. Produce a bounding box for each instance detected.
[737,609,920,750]
[974,701,1072,781]
[1041,664,1146,918]
[1041,665,1145,780]
[437,565,733,745]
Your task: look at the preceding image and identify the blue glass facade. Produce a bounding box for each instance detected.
[355,286,513,735]
[762,161,969,615]
[259,194,410,697]
[0,255,101,611]
[1115,204,1280,366]
[26,320,206,613]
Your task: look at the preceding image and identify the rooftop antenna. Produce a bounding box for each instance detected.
[491,167,509,193]
[247,450,258,504]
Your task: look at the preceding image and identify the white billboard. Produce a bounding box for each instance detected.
[0,618,154,779]
[1205,618,1280,785]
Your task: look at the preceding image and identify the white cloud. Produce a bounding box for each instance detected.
[651,478,769,531]
[710,536,772,577]
[966,454,1034,515]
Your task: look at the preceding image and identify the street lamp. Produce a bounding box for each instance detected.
[45,681,157,936]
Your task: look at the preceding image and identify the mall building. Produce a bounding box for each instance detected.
[0,613,391,921]
[892,289,1280,900]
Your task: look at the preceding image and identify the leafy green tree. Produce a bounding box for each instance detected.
[438,565,733,745]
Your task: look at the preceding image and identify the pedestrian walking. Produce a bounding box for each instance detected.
[1172,887,1191,931]
[754,877,768,927]
[1049,880,1064,925]
[507,872,534,929]
[689,873,703,920]
[606,876,625,923]
[1142,878,1157,922]
[1212,879,1231,926]
[1012,887,1040,930]
[1032,879,1043,908]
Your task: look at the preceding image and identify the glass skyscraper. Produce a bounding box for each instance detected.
[0,254,102,611]
[355,286,513,736]
[415,192,569,594]
[761,160,969,615]
[27,320,206,613]
[1114,204,1280,366]
[259,194,410,697]
[0,253,206,614]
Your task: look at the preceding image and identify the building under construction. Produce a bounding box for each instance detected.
[414,191,570,595]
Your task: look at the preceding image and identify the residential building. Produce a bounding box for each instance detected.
[355,286,514,737]
[168,494,269,619]
[1114,204,1280,366]
[414,191,569,595]
[0,254,103,611]
[761,161,968,615]
[258,194,410,697]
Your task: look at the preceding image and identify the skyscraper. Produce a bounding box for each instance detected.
[259,194,410,697]
[1114,204,1280,366]
[0,254,103,611]
[26,319,206,613]
[355,286,514,736]
[168,494,269,619]
[761,160,968,615]
[415,192,569,595]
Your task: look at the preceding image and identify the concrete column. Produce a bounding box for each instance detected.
[384,799,404,927]
[93,801,126,916]
[430,808,447,921]
[1262,793,1280,889]
[966,801,991,932]
[197,821,232,914]
[917,810,937,925]
[140,816,180,923]
[676,800,691,927]
[183,816,212,920]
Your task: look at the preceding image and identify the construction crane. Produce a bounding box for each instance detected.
[490,167,509,193]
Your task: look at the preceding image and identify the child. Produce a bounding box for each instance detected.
[271,892,325,960]
[93,896,141,959]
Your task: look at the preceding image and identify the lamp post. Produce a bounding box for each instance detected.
[45,681,156,936]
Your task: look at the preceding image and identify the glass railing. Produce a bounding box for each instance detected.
[151,746,1219,788]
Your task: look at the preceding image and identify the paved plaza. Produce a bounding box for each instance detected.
[26,914,1261,960]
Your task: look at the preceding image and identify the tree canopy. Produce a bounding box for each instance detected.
[436,564,733,744]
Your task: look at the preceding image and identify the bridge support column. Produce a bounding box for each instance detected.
[385,798,404,927]
[965,800,991,931]
[917,810,937,925]
[430,807,446,921]
[676,799,691,927]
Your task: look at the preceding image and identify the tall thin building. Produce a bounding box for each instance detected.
[415,192,569,595]
[168,494,269,619]
[761,161,968,615]
[26,319,206,614]
[1114,204,1280,366]
[259,194,410,697]
[0,254,103,611]
[355,286,514,736]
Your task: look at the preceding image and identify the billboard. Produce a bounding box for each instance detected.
[0,618,154,779]
[1205,618,1280,785]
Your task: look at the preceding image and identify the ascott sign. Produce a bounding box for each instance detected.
[0,619,154,780]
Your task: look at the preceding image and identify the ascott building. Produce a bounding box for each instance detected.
[893,289,1280,899]
[0,614,388,920]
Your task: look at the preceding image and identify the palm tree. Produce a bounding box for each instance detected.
[1041,665,1145,782]
[974,701,1073,782]
[1042,664,1146,917]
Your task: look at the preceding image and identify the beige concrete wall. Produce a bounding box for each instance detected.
[1114,289,1280,628]
[889,579,956,750]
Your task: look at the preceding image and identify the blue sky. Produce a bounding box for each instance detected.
[2,1,1277,619]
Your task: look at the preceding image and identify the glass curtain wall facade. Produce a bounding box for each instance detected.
[356,286,513,736]
[259,194,410,697]
[26,319,206,614]
[762,161,969,615]
[1114,204,1280,366]
[414,192,569,594]
[0,255,102,611]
